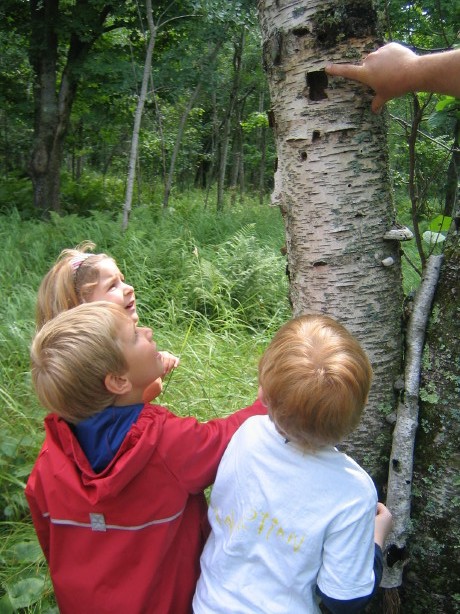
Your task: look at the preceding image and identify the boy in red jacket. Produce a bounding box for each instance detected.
[26,301,266,614]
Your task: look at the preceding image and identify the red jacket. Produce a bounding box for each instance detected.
[25,400,266,614]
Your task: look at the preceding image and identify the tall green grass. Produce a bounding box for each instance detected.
[0,193,290,610]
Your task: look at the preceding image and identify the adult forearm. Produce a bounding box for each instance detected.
[326,43,460,113]
[411,49,460,98]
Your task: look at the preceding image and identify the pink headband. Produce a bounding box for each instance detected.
[70,253,91,271]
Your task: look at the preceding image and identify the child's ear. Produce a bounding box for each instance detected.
[104,373,132,395]
[257,385,268,407]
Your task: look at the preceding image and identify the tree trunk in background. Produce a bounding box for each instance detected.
[28,0,111,216]
[162,80,203,209]
[122,0,156,231]
[230,93,250,205]
[204,92,218,209]
[258,92,267,204]
[149,81,167,191]
[229,114,243,207]
[29,0,67,215]
[102,131,129,176]
[258,0,403,484]
[162,39,223,209]
[217,29,245,212]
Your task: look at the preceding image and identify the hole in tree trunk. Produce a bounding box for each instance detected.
[307,70,328,101]
[386,544,409,568]
[312,130,321,142]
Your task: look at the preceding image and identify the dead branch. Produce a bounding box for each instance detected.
[381,254,444,589]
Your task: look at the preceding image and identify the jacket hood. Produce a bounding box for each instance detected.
[43,405,165,505]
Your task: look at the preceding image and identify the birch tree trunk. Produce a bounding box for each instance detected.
[122,0,156,231]
[258,0,403,481]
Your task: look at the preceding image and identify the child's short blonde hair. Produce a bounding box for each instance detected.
[35,241,113,329]
[31,302,130,424]
[258,315,372,450]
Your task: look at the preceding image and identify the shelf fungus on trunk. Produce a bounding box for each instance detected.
[383,225,414,241]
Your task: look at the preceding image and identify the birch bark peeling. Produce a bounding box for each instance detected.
[258,0,403,477]
[382,255,444,589]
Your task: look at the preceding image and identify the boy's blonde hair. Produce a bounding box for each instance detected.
[258,315,372,450]
[35,241,114,329]
[31,302,130,424]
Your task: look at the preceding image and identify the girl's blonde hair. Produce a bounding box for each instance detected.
[35,241,114,329]
[258,315,373,450]
[31,302,130,424]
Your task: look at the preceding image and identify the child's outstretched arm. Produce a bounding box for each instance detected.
[157,398,267,492]
[317,503,393,613]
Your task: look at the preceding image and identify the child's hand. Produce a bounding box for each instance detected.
[374,502,393,547]
[159,351,180,376]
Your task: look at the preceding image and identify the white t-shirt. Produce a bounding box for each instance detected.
[193,415,377,614]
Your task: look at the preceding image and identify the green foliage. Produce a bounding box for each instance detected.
[241,112,269,132]
[60,172,126,216]
[383,0,458,277]
[0,176,34,217]
[428,215,452,233]
[111,194,290,329]
[382,0,458,48]
[419,383,440,405]
[139,102,206,181]
[1,0,272,212]
[180,225,289,327]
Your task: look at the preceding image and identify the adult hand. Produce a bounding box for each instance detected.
[326,42,460,113]
[326,43,419,113]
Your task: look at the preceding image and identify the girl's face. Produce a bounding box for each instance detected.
[89,259,139,323]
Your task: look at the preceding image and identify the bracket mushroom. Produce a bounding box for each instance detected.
[383,225,414,241]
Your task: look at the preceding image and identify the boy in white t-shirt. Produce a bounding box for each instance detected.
[193,314,393,614]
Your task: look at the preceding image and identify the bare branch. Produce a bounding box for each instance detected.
[382,255,444,589]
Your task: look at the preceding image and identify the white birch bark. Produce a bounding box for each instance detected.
[122,0,156,231]
[382,255,444,589]
[258,0,403,477]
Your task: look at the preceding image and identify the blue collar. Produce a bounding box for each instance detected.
[73,404,143,473]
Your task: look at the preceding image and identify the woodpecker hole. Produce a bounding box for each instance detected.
[386,544,409,568]
[307,70,328,101]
